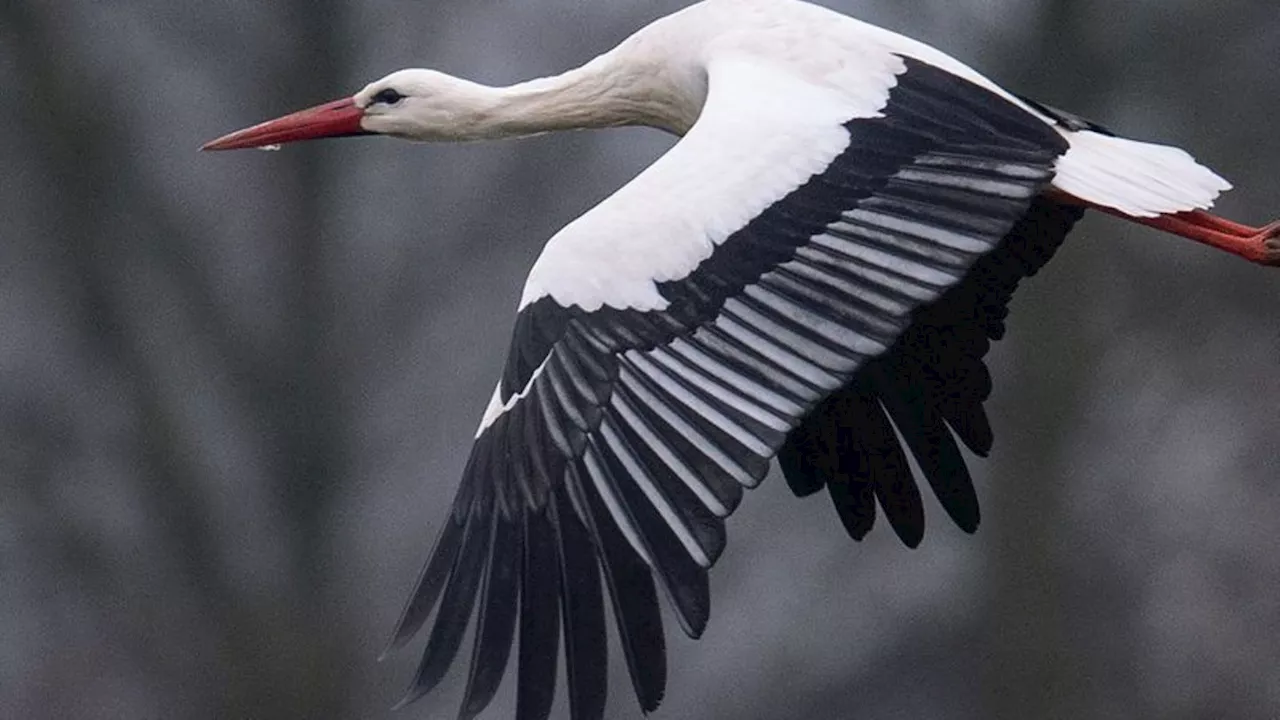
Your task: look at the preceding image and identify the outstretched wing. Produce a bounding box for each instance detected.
[779,196,1084,546]
[389,55,1070,720]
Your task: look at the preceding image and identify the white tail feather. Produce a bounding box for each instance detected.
[1051,130,1232,218]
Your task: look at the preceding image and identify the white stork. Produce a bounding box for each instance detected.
[204,0,1278,718]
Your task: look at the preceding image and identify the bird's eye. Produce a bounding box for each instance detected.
[372,88,404,105]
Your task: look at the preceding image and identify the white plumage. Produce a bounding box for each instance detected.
[202,2,1277,719]
[1054,129,1231,217]
[522,56,865,312]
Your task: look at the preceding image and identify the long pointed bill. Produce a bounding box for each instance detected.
[201,97,370,151]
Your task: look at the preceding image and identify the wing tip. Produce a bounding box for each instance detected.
[950,505,981,535]
[897,531,924,550]
[390,685,427,712]
[639,689,666,715]
[379,618,426,662]
[376,641,401,664]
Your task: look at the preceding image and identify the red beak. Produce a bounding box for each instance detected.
[201,97,370,151]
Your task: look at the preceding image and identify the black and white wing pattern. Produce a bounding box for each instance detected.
[388,56,1072,719]
[779,195,1082,546]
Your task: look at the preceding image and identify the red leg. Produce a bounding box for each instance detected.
[1047,190,1280,266]
[1174,210,1268,238]
[1124,213,1280,265]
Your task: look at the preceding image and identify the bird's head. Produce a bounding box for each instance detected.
[202,69,501,151]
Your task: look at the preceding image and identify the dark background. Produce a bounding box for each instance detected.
[3,1,1279,718]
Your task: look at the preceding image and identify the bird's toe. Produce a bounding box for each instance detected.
[1248,221,1280,265]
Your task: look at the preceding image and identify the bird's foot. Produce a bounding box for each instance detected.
[1200,217,1280,266]
[1254,221,1280,266]
[1116,209,1280,266]
[1218,218,1280,265]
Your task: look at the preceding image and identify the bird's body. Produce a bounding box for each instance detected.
[203,1,1278,718]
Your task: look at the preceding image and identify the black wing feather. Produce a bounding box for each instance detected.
[399,493,494,706]
[459,511,521,720]
[385,510,467,653]
[606,410,728,563]
[515,507,560,720]
[551,488,608,720]
[564,464,668,712]
[586,436,711,638]
[874,366,980,533]
[857,390,925,546]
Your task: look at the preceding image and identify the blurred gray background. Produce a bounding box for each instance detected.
[3,1,1279,718]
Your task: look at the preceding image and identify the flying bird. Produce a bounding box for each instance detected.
[204,0,1278,717]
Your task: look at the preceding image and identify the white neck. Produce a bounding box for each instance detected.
[460,53,701,140]
[362,43,705,142]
